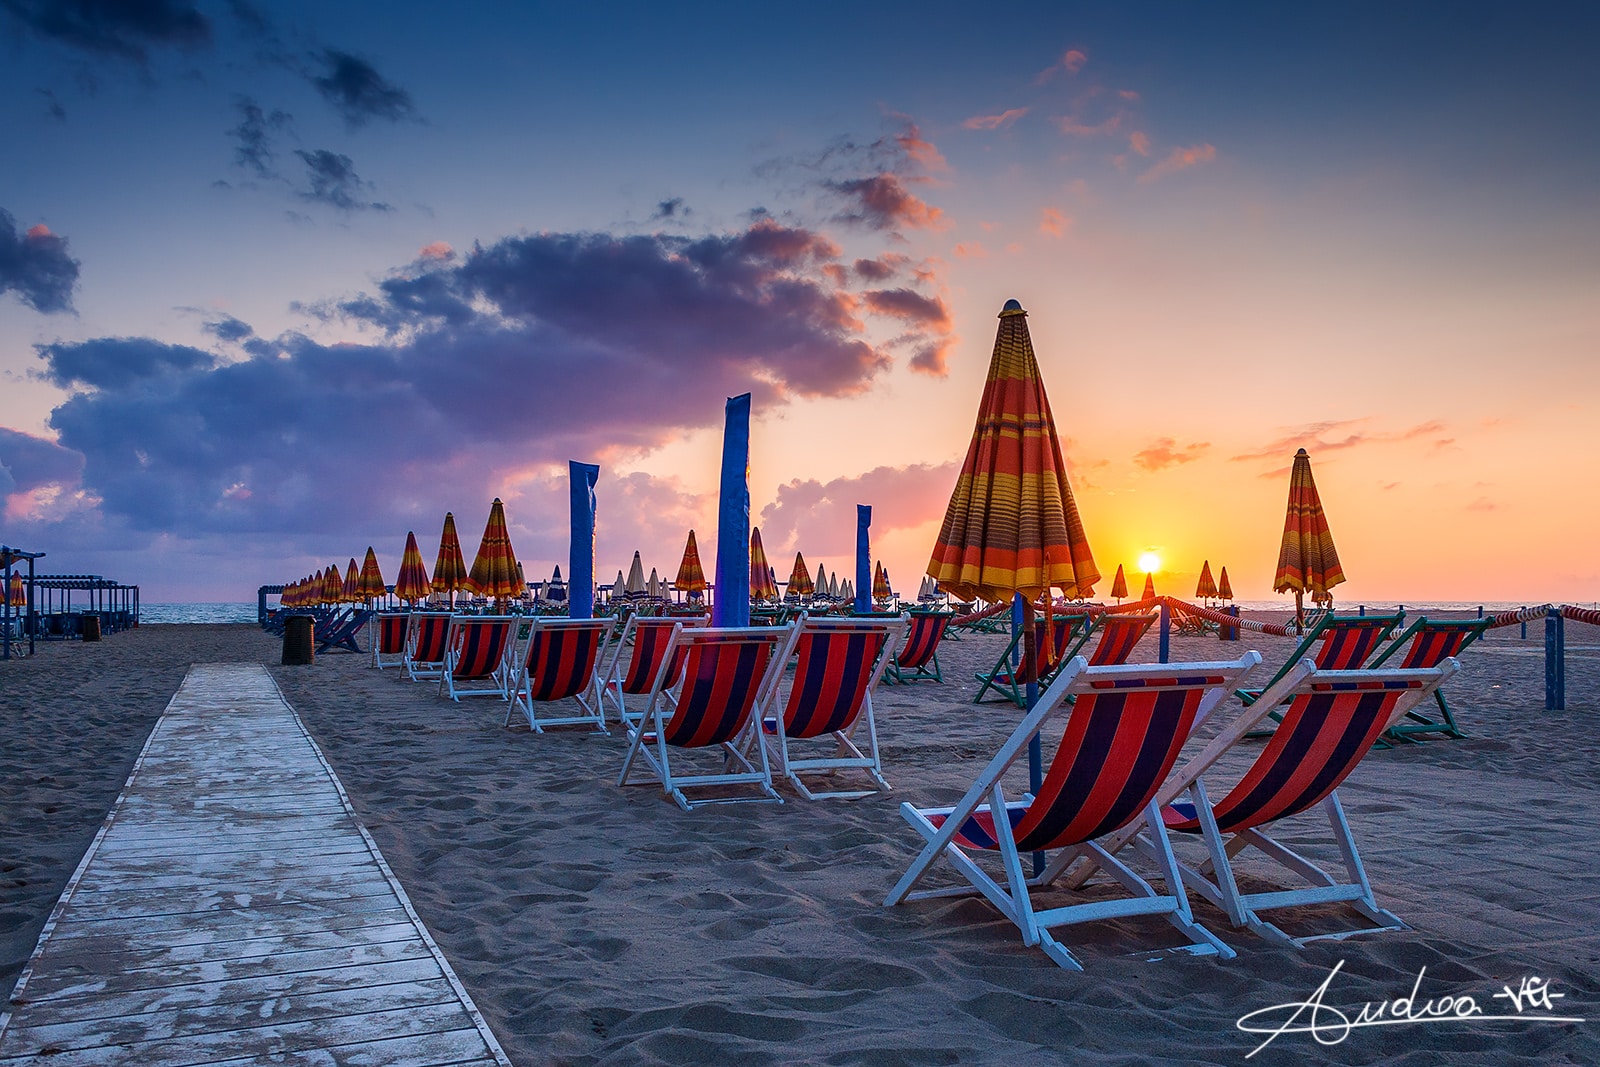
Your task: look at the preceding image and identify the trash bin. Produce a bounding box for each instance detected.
[81,613,101,642]
[282,614,315,665]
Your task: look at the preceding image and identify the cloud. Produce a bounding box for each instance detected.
[1035,48,1087,84]
[651,197,687,221]
[758,462,959,556]
[228,96,292,179]
[1039,207,1070,237]
[309,49,417,127]
[201,313,254,343]
[826,174,948,233]
[0,210,80,314]
[416,241,454,261]
[962,108,1027,131]
[952,242,987,259]
[1,0,210,61]
[36,336,216,390]
[1230,419,1449,468]
[852,254,907,282]
[1133,438,1211,472]
[862,288,955,376]
[1054,114,1122,137]
[1139,143,1217,183]
[895,122,948,172]
[0,427,85,498]
[293,149,390,212]
[1128,131,1150,156]
[1466,497,1497,513]
[37,88,66,121]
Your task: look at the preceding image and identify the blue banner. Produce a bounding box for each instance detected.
[568,460,599,618]
[713,394,751,627]
[855,504,871,614]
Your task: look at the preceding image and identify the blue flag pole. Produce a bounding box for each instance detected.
[713,394,752,628]
[568,461,599,619]
[855,505,872,614]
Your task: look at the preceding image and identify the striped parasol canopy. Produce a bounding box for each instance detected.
[1217,566,1234,601]
[467,498,521,601]
[322,565,344,605]
[873,561,891,600]
[1195,560,1218,600]
[342,559,361,603]
[625,551,647,595]
[6,571,25,608]
[394,531,431,603]
[646,568,663,600]
[611,570,626,600]
[814,563,829,599]
[1141,572,1156,601]
[787,552,814,597]
[927,300,1098,605]
[673,530,707,596]
[1110,564,1128,601]
[1274,448,1345,627]
[358,547,386,602]
[749,528,779,601]
[841,578,854,602]
[432,512,469,598]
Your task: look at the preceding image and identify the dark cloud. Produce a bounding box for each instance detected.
[201,313,254,343]
[0,427,85,498]
[36,336,215,390]
[0,210,80,314]
[861,288,954,377]
[825,174,947,233]
[309,49,417,127]
[294,149,390,212]
[1,0,210,60]
[652,198,687,221]
[853,256,900,282]
[37,88,67,121]
[228,96,292,179]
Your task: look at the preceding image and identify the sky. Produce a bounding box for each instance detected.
[2,1,1597,605]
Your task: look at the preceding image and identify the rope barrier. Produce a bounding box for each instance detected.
[1560,605,1600,627]
[1157,596,1296,636]
[949,601,1011,628]
[1487,604,1553,629]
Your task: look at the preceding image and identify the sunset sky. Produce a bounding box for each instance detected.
[2,2,1596,604]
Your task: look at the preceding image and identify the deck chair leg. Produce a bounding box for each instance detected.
[1322,793,1405,933]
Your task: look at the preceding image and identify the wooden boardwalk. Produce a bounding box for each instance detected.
[0,663,514,1066]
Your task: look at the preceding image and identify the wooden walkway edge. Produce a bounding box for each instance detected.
[0,663,515,1066]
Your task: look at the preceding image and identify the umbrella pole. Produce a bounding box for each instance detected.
[1015,593,1045,877]
[1295,589,1304,631]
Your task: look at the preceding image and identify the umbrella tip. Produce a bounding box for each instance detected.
[1295,447,1309,457]
[1000,298,1026,316]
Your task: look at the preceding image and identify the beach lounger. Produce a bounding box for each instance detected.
[1085,612,1156,666]
[439,615,517,701]
[371,611,410,669]
[316,608,372,655]
[601,613,707,727]
[618,625,789,810]
[1368,617,1490,741]
[1078,658,1460,948]
[973,612,1091,707]
[403,611,454,681]
[886,653,1263,971]
[756,614,907,800]
[885,610,952,684]
[1237,613,1402,737]
[507,617,613,733]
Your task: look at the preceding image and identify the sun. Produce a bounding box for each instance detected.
[1137,551,1162,574]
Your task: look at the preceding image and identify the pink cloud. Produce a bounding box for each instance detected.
[26,224,53,239]
[1054,114,1122,137]
[417,241,454,261]
[896,123,949,171]
[827,174,949,232]
[962,108,1028,131]
[953,241,988,259]
[1231,419,1449,467]
[1118,89,1140,101]
[1133,438,1211,472]
[1128,131,1150,156]
[1139,143,1217,183]
[862,288,956,376]
[759,462,959,556]
[1036,48,1088,83]
[1039,207,1070,238]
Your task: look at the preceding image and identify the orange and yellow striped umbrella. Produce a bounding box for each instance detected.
[358,548,386,601]
[342,559,361,603]
[467,498,521,601]
[787,552,813,597]
[927,300,1098,603]
[1109,564,1128,601]
[322,565,344,605]
[1217,566,1234,601]
[873,561,891,600]
[1195,560,1218,600]
[432,512,469,597]
[7,571,25,608]
[749,527,778,601]
[394,531,431,603]
[1274,448,1345,624]
[674,530,707,595]
[1141,572,1156,601]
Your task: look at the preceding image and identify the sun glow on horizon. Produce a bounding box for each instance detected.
[1137,551,1162,574]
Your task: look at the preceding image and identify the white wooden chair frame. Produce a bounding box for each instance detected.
[599,613,705,728]
[402,611,455,681]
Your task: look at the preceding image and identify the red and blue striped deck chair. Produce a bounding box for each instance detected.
[618,625,789,810]
[371,612,410,669]
[1238,613,1402,706]
[885,611,952,685]
[972,612,1091,708]
[1081,658,1460,948]
[886,652,1263,971]
[1085,612,1156,666]
[601,613,708,727]
[757,614,907,800]
[1368,617,1488,741]
[403,611,455,681]
[439,615,517,701]
[507,617,614,733]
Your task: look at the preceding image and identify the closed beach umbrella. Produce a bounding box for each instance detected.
[625,551,647,595]
[516,561,529,603]
[749,528,778,601]
[467,498,521,603]
[611,569,627,602]
[358,547,386,602]
[322,565,343,606]
[394,531,431,603]
[814,564,829,599]
[829,572,841,600]
[673,530,707,598]
[1110,564,1128,602]
[873,561,891,600]
[1141,572,1156,602]
[788,552,814,597]
[432,512,469,600]
[342,559,361,603]
[647,568,663,600]
[1217,566,1234,601]
[927,299,1098,605]
[7,571,24,608]
[841,578,854,603]
[1195,560,1218,601]
[1274,448,1345,628]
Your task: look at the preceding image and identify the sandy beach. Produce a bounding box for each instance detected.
[3,615,1597,1064]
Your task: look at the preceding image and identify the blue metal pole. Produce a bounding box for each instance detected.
[713,394,752,628]
[855,505,872,615]
[568,461,599,619]
[1521,608,1527,640]
[1158,599,1170,663]
[1545,608,1565,710]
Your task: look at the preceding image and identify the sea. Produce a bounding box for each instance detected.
[139,603,260,624]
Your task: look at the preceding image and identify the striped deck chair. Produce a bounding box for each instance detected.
[507,617,613,733]
[371,612,410,669]
[1369,617,1490,741]
[1239,613,1402,739]
[439,616,517,701]
[1085,612,1156,666]
[403,611,455,681]
[601,614,707,727]
[885,611,952,684]
[618,625,789,810]
[1078,658,1460,948]
[886,653,1263,971]
[972,612,1091,708]
[757,614,908,800]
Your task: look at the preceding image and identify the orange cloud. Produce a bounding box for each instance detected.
[1231,419,1449,466]
[953,241,988,259]
[1039,207,1070,237]
[827,174,949,232]
[962,108,1028,131]
[1139,143,1217,183]
[897,123,948,172]
[26,224,53,239]
[1035,47,1088,84]
[1054,114,1122,137]
[1129,131,1150,156]
[417,241,453,260]
[1133,438,1211,472]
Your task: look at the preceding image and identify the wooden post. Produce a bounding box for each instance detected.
[1545,608,1565,710]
